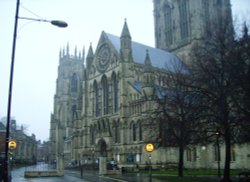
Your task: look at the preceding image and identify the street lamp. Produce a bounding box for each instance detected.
[215,130,221,178]
[4,0,67,181]
[92,148,95,172]
[18,17,68,28]
[148,154,152,182]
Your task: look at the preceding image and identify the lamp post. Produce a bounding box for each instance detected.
[148,154,152,182]
[145,143,154,182]
[92,148,95,172]
[4,0,67,181]
[215,130,221,178]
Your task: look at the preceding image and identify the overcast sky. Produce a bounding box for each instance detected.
[0,0,249,141]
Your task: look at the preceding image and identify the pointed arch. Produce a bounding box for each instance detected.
[113,119,120,143]
[90,125,95,145]
[71,104,77,120]
[138,120,143,141]
[164,4,173,45]
[93,80,99,117]
[132,121,137,142]
[112,72,119,113]
[101,75,109,115]
[70,73,78,93]
[97,139,107,157]
[179,0,189,39]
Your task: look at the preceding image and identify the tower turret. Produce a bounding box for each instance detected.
[144,49,152,72]
[142,50,154,98]
[86,43,94,69]
[66,42,70,57]
[81,46,85,62]
[120,19,132,62]
[74,46,77,59]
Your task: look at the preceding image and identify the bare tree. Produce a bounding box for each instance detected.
[230,23,250,142]
[154,63,205,177]
[190,17,249,181]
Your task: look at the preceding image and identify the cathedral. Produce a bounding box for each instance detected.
[49,0,250,172]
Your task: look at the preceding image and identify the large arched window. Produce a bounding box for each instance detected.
[72,105,77,120]
[112,72,119,113]
[133,123,137,142]
[114,120,120,143]
[138,121,143,141]
[179,0,189,39]
[70,73,78,93]
[102,75,109,115]
[94,81,99,117]
[90,126,95,145]
[202,0,211,36]
[164,5,173,45]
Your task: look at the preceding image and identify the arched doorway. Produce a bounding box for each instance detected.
[97,139,108,175]
[97,139,107,157]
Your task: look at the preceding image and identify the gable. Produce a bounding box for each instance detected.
[93,32,120,74]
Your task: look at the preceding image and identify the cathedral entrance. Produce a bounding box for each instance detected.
[97,139,107,157]
[97,139,107,175]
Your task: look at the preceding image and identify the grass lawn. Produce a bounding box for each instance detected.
[135,169,242,182]
[138,169,241,176]
[154,176,217,182]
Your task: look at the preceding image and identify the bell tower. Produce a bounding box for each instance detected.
[153,0,232,64]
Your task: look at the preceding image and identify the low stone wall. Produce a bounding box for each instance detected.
[107,169,122,174]
[24,170,63,178]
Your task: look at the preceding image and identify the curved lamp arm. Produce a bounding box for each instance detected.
[18,16,68,28]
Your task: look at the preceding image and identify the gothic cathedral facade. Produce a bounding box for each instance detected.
[49,0,250,170]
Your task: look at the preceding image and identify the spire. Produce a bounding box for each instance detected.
[120,19,132,62]
[59,48,63,63]
[59,48,62,58]
[121,18,131,39]
[86,43,94,68]
[86,43,93,58]
[144,50,152,67]
[82,46,85,61]
[144,49,152,72]
[80,46,85,63]
[74,46,77,58]
[143,50,153,91]
[66,42,70,56]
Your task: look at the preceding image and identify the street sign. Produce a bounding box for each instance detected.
[8,140,17,150]
[145,143,155,153]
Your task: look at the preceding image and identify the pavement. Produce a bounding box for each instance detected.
[65,168,159,182]
[11,165,242,182]
[11,165,164,182]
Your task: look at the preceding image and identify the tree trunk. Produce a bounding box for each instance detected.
[222,129,231,182]
[178,144,184,177]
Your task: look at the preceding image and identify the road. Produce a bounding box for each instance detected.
[10,163,168,182]
[11,167,87,182]
[11,167,123,182]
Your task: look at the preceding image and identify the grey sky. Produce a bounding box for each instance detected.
[0,0,249,141]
